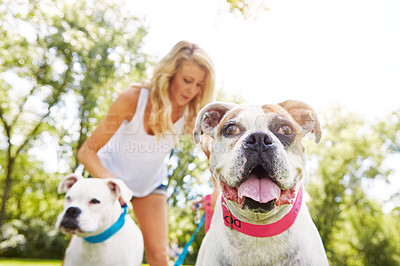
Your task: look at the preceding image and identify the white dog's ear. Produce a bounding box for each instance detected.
[193,102,238,144]
[106,178,134,205]
[278,100,322,143]
[58,173,83,194]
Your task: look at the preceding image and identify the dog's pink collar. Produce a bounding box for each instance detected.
[221,183,303,237]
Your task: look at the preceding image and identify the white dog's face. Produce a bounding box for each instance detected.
[194,101,321,216]
[56,175,133,237]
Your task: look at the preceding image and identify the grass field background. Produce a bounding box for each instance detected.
[0,258,169,266]
[0,258,61,266]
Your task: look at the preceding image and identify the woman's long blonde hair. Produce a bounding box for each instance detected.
[148,41,215,138]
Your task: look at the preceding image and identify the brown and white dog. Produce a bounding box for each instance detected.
[193,101,328,265]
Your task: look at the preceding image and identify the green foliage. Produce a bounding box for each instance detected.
[226,0,250,15]
[225,0,269,19]
[347,200,400,266]
[168,205,205,265]
[0,0,148,258]
[375,110,400,153]
[216,88,245,104]
[2,155,62,222]
[0,218,68,259]
[165,136,210,264]
[167,135,211,207]
[306,107,400,265]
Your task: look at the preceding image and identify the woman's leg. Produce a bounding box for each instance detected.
[131,194,169,266]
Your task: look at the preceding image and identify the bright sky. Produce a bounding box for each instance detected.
[131,0,400,119]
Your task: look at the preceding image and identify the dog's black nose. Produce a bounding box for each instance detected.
[65,207,81,218]
[244,132,274,152]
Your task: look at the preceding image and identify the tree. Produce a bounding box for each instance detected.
[305,107,400,265]
[224,0,269,19]
[0,0,147,230]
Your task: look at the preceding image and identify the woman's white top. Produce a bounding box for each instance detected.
[97,88,186,197]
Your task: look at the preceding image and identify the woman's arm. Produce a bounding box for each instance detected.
[77,86,141,178]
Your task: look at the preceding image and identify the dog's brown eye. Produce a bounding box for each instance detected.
[278,126,293,135]
[226,125,241,136]
[90,199,100,204]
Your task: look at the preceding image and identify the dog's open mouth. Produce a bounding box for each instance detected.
[221,165,297,212]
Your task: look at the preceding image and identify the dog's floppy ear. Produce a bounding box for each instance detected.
[200,134,213,158]
[106,178,134,205]
[278,100,322,143]
[193,102,238,144]
[58,173,83,194]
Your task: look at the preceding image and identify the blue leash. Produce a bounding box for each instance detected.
[174,213,205,266]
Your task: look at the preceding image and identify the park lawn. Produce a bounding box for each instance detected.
[0,258,163,266]
[0,258,61,265]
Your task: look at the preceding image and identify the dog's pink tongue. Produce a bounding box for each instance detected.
[238,175,281,203]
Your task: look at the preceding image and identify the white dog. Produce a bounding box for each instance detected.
[193,101,329,265]
[56,174,143,266]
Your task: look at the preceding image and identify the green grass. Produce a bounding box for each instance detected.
[0,258,61,266]
[0,258,159,266]
[0,258,190,266]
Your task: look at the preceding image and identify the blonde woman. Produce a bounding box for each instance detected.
[77,41,215,265]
